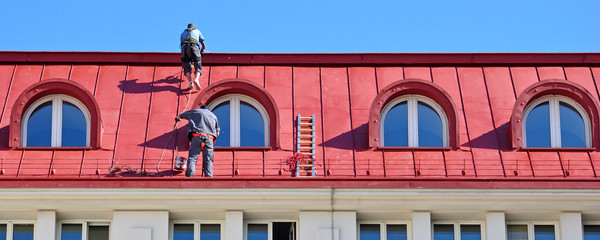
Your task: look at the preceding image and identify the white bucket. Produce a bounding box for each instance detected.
[174,156,187,172]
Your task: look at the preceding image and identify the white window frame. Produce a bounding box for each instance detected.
[506,221,560,240]
[380,95,449,147]
[208,94,270,147]
[21,94,91,147]
[583,221,600,238]
[523,95,591,148]
[432,221,485,240]
[57,220,110,240]
[357,221,412,240]
[0,221,36,240]
[170,221,224,240]
[243,221,297,240]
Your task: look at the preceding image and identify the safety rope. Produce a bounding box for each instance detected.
[156,83,194,173]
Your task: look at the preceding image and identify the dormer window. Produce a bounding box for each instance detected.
[21,95,90,147]
[523,95,590,148]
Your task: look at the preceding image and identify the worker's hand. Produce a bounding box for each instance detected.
[175,116,181,122]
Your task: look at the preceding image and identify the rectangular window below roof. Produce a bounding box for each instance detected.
[88,225,109,240]
[0,224,6,240]
[585,225,600,240]
[13,224,34,240]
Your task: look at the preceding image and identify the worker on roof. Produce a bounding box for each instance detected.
[180,23,206,91]
[176,105,219,177]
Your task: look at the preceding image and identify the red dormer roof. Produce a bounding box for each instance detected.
[1,51,600,189]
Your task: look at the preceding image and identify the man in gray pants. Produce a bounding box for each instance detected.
[176,105,219,177]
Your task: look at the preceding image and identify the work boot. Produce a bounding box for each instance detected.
[186,81,193,91]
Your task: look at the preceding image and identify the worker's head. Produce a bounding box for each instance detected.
[187,23,196,30]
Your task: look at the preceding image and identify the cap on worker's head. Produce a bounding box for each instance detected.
[187,23,195,28]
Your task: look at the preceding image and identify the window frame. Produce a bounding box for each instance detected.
[583,221,600,239]
[243,220,298,240]
[208,94,270,147]
[357,221,411,240]
[0,221,36,240]
[169,221,224,240]
[522,95,591,148]
[431,221,485,240]
[506,221,559,240]
[57,220,110,240]
[379,95,449,148]
[21,94,91,148]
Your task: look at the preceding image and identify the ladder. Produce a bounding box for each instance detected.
[296,114,316,177]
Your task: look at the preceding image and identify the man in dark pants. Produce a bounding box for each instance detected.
[176,105,219,177]
[180,23,206,91]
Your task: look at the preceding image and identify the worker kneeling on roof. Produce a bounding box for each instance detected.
[176,105,219,177]
[180,23,206,91]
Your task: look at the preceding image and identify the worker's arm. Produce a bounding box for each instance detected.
[200,41,206,53]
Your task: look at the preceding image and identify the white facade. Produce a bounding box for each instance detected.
[1,187,600,239]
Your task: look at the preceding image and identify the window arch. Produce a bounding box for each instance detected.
[511,80,600,150]
[380,95,449,147]
[192,78,280,149]
[523,95,591,148]
[9,79,102,149]
[21,95,91,147]
[208,94,269,147]
[369,79,459,149]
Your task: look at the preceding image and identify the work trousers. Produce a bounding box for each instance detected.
[181,44,202,75]
[186,135,214,177]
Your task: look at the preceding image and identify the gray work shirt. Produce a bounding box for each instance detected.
[179,108,220,137]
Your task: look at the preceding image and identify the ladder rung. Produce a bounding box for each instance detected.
[298,147,313,150]
[298,129,313,132]
[297,165,314,168]
[301,153,314,156]
[298,141,314,144]
[298,135,314,138]
[299,123,314,126]
[299,116,313,120]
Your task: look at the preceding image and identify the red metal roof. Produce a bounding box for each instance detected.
[1,51,600,188]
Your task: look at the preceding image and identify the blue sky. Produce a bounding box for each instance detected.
[2,0,599,53]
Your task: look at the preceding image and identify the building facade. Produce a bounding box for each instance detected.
[1,52,600,240]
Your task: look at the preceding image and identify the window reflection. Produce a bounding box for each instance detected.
[418,102,443,147]
[209,95,268,147]
[560,103,586,147]
[240,102,265,147]
[383,102,408,147]
[26,101,52,147]
[525,102,551,147]
[212,102,231,147]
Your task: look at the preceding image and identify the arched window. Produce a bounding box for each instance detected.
[523,95,591,148]
[380,95,449,147]
[208,94,269,147]
[21,95,91,147]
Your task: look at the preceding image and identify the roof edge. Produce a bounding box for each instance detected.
[1,51,600,65]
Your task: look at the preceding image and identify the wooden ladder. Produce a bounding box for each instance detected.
[296,114,316,177]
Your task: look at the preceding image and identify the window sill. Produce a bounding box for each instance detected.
[214,147,272,151]
[377,146,452,151]
[18,147,93,151]
[521,147,595,152]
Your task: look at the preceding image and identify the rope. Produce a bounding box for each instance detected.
[156,85,194,173]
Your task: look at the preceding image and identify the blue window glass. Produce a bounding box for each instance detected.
[526,102,551,147]
[88,226,109,240]
[418,102,443,147]
[387,224,407,240]
[61,224,82,240]
[559,103,586,148]
[584,225,600,240]
[62,102,87,147]
[13,224,34,240]
[247,224,268,240]
[507,225,527,240]
[200,224,221,240]
[360,224,380,240]
[384,102,408,147]
[433,224,454,240]
[0,224,6,240]
[460,225,481,240]
[27,101,52,147]
[240,101,265,147]
[174,224,194,240]
[212,102,231,147]
[534,225,555,240]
